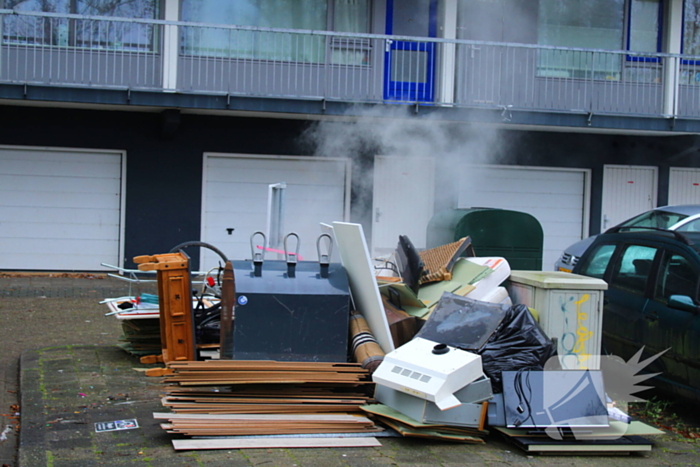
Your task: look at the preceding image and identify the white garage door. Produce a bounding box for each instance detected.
[601,165,657,230]
[201,154,350,269]
[372,156,435,257]
[669,167,700,205]
[458,165,590,271]
[0,146,124,271]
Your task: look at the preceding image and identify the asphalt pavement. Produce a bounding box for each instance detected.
[1,274,700,467]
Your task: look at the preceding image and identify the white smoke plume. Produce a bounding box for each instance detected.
[302,105,513,225]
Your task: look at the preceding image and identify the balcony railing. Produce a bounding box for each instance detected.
[2,9,700,120]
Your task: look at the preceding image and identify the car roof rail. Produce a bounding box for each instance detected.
[606,226,695,245]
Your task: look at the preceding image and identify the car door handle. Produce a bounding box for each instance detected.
[644,313,658,322]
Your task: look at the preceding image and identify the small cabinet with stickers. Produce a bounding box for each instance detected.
[506,270,607,370]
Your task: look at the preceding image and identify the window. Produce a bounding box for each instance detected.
[620,209,688,229]
[181,0,327,62]
[578,243,617,279]
[334,0,370,33]
[655,252,699,301]
[629,0,662,53]
[537,0,625,79]
[675,218,700,232]
[680,0,700,82]
[684,0,700,55]
[538,0,625,50]
[3,0,160,51]
[331,0,371,65]
[536,0,664,81]
[180,0,370,64]
[609,244,658,294]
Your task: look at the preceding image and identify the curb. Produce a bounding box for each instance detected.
[18,349,45,467]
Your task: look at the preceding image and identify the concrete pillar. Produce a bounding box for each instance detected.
[662,0,683,116]
[162,0,180,92]
[438,0,457,105]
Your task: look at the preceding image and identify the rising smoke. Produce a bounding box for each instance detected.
[301,105,512,227]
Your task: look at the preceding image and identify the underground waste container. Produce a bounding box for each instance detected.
[426,208,544,270]
[505,270,608,370]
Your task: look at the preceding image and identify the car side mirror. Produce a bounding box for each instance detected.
[668,295,700,314]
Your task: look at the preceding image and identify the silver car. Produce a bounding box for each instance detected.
[555,204,700,272]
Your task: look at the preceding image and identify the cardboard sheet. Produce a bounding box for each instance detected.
[360,403,487,443]
[417,258,488,308]
[377,281,429,318]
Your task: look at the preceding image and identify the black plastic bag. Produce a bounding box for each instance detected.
[478,304,557,393]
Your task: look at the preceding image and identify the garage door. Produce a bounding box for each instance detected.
[372,156,435,257]
[458,165,590,271]
[601,165,657,230]
[669,167,700,205]
[0,146,124,271]
[201,154,350,269]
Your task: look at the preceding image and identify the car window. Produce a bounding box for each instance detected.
[654,252,699,302]
[578,244,616,279]
[609,244,658,295]
[674,218,700,232]
[622,210,688,229]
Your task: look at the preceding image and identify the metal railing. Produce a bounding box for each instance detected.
[2,10,700,119]
[1,10,164,89]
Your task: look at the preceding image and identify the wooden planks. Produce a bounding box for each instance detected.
[157,412,379,437]
[162,361,372,387]
[157,359,380,441]
[162,361,373,397]
[172,437,381,450]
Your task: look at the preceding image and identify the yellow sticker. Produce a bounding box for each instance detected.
[400,386,426,398]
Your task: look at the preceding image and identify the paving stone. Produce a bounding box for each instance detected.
[3,276,700,467]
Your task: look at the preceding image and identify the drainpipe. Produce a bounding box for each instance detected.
[662,0,683,117]
[438,0,457,106]
[162,0,179,92]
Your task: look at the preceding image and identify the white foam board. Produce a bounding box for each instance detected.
[332,222,394,353]
[172,437,381,450]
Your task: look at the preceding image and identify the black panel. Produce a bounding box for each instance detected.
[502,370,608,429]
[230,260,351,362]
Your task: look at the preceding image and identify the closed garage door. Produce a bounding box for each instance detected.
[458,165,590,270]
[201,154,350,268]
[0,146,124,271]
[669,167,700,205]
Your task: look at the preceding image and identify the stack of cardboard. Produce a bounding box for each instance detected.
[160,360,375,415]
[156,412,378,437]
[117,318,161,357]
[360,403,487,443]
[155,360,381,446]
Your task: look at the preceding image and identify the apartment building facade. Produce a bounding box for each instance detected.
[1,0,700,271]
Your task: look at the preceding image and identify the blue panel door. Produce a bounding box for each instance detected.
[384,0,437,102]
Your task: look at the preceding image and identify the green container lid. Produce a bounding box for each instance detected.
[426,208,544,270]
